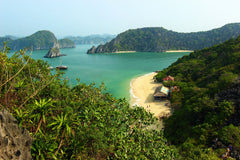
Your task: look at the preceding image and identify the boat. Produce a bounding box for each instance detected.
[48,66,54,70]
[56,65,68,70]
[56,56,68,70]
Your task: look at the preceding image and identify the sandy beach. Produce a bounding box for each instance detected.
[115,51,136,53]
[165,50,193,53]
[130,72,171,118]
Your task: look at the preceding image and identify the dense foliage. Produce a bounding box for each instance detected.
[87,23,240,53]
[0,31,76,51]
[1,30,58,50]
[0,37,12,46]
[0,44,177,159]
[156,36,240,159]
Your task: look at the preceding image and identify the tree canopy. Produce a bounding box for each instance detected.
[156,35,240,159]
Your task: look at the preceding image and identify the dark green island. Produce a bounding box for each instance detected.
[87,23,240,53]
[0,30,75,51]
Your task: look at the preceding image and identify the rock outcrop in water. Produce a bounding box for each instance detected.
[44,43,66,58]
[87,46,97,54]
[0,110,32,160]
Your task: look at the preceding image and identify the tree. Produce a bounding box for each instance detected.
[49,112,75,156]
[31,98,53,134]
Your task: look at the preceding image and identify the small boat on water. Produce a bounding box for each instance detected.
[56,65,68,70]
[56,56,68,70]
[48,66,54,70]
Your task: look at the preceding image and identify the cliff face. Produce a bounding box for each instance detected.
[44,43,66,58]
[87,23,240,54]
[87,38,121,54]
[0,110,32,160]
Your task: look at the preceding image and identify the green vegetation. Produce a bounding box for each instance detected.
[2,32,240,159]
[4,30,58,50]
[88,23,240,53]
[0,37,12,45]
[0,31,76,51]
[0,44,177,159]
[59,38,76,48]
[156,36,240,159]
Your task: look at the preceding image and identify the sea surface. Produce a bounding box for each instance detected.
[13,45,190,101]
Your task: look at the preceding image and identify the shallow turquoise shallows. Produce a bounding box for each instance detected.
[17,45,190,101]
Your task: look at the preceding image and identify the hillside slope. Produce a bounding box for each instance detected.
[0,31,75,50]
[87,23,240,53]
[59,38,76,48]
[155,36,240,159]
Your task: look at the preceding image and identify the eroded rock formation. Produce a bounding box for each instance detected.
[44,43,66,58]
[0,110,32,160]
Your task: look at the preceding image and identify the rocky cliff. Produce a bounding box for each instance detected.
[44,43,66,58]
[0,110,32,160]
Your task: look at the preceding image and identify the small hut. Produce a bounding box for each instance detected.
[163,75,174,81]
[154,86,169,100]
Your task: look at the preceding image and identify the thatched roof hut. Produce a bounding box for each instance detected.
[154,86,169,100]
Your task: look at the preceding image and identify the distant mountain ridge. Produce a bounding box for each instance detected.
[66,34,115,45]
[58,38,75,48]
[0,30,75,50]
[87,23,240,53]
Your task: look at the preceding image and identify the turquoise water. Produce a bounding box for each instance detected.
[17,45,190,101]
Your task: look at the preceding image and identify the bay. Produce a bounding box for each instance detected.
[17,45,190,101]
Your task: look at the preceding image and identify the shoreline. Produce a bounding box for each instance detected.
[130,72,172,118]
[165,50,193,53]
[115,51,136,53]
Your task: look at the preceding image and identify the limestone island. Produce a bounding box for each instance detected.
[86,23,240,54]
[44,43,66,58]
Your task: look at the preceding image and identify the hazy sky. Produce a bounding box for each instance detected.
[1,0,240,38]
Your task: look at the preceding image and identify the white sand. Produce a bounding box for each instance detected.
[165,50,193,53]
[115,51,136,53]
[130,72,171,118]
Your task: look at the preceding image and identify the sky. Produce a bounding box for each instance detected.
[1,0,240,38]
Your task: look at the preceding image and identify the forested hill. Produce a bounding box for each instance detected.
[58,38,76,48]
[87,23,240,53]
[155,36,240,159]
[0,30,75,50]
